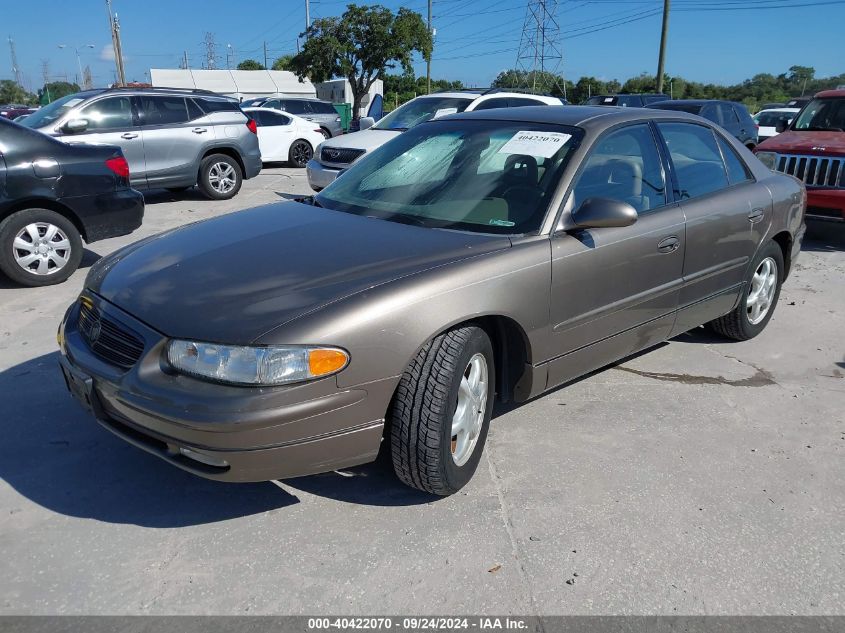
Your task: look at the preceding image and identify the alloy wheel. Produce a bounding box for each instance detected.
[208,162,236,194]
[746,257,777,325]
[451,353,489,467]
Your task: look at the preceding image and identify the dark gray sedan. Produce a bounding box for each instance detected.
[58,106,806,495]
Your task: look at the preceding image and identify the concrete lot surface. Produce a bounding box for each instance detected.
[0,167,842,614]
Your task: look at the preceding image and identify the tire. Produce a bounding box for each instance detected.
[289,140,313,168]
[0,208,83,287]
[198,154,242,200]
[389,325,495,496]
[709,240,784,341]
[319,127,332,140]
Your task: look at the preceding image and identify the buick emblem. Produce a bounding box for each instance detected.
[88,318,102,344]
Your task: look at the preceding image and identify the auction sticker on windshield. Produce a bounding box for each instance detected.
[433,108,459,119]
[498,131,572,158]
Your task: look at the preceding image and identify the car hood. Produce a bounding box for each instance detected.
[757,130,845,156]
[87,201,510,344]
[320,127,401,154]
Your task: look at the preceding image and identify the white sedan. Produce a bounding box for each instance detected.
[243,107,327,168]
[753,107,800,142]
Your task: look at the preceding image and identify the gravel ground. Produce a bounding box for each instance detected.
[0,167,842,615]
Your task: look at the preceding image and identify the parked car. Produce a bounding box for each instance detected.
[58,105,804,494]
[306,89,564,191]
[243,107,326,167]
[0,117,143,286]
[761,102,786,111]
[19,87,262,200]
[753,107,800,142]
[583,94,669,107]
[241,97,343,139]
[0,104,37,120]
[785,96,813,109]
[647,99,759,148]
[755,89,845,223]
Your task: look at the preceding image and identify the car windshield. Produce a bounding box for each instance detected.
[19,93,90,129]
[241,98,267,107]
[315,119,583,235]
[792,98,845,131]
[373,96,473,131]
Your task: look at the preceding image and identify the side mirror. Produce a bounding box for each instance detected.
[359,116,375,130]
[63,118,89,134]
[775,117,790,133]
[571,197,638,229]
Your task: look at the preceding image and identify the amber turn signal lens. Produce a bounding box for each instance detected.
[308,348,349,377]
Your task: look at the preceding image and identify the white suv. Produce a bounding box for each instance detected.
[306,90,564,191]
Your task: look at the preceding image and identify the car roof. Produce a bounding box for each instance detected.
[816,89,845,98]
[448,104,705,131]
[417,92,479,99]
[649,99,735,107]
[757,107,800,113]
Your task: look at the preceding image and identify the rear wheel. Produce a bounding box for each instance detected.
[319,127,331,140]
[289,140,313,168]
[0,209,83,287]
[709,241,783,340]
[389,325,495,496]
[198,154,242,200]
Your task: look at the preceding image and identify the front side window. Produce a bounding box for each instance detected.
[139,96,189,126]
[570,124,666,214]
[283,100,306,115]
[373,97,473,131]
[78,97,133,130]
[316,120,582,234]
[658,122,729,199]
[792,97,845,131]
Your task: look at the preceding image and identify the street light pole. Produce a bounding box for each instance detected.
[58,44,94,86]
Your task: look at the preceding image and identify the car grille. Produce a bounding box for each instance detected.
[320,147,365,165]
[78,300,145,369]
[774,154,845,188]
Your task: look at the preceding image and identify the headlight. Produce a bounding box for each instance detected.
[166,341,349,386]
[755,151,778,170]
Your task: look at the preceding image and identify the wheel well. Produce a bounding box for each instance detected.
[199,148,245,179]
[472,316,532,404]
[771,230,793,278]
[0,199,88,242]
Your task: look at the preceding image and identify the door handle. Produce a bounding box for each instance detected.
[657,236,680,253]
[748,207,765,222]
[192,127,208,134]
[120,132,138,139]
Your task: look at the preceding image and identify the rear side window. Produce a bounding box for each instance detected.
[187,99,205,120]
[257,111,290,126]
[716,135,752,185]
[571,123,666,214]
[315,101,337,114]
[472,98,511,111]
[657,122,729,199]
[509,97,546,108]
[139,96,189,125]
[78,96,134,130]
[282,100,306,115]
[196,98,240,113]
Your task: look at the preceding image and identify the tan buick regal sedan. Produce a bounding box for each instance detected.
[58,106,806,495]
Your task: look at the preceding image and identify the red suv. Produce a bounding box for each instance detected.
[754,89,845,223]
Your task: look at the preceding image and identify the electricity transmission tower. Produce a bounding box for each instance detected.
[513,0,565,97]
[8,36,24,88]
[204,32,218,70]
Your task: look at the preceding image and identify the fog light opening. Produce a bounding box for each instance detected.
[178,446,229,468]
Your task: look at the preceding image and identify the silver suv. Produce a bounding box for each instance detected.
[241,97,343,139]
[20,87,262,200]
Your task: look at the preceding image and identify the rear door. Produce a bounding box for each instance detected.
[655,121,770,334]
[547,122,685,386]
[59,95,145,187]
[254,110,294,161]
[137,95,204,187]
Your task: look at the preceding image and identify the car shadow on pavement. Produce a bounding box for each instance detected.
[802,222,845,250]
[0,352,299,528]
[141,188,210,205]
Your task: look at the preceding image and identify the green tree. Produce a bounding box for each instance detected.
[0,80,36,105]
[492,69,568,97]
[289,4,432,116]
[38,81,81,104]
[271,55,294,71]
[788,65,815,95]
[237,59,266,71]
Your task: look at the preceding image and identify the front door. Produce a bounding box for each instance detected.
[59,95,145,188]
[137,95,204,188]
[546,122,685,387]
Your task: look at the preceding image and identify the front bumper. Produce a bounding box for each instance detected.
[806,189,845,222]
[58,294,389,482]
[306,159,341,191]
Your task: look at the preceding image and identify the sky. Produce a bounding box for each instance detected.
[2,0,845,93]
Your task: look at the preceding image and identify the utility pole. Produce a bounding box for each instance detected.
[305,0,310,36]
[105,0,126,86]
[181,50,189,70]
[263,41,268,69]
[8,36,23,88]
[204,32,217,70]
[655,0,670,94]
[514,0,564,96]
[41,59,51,103]
[426,0,432,94]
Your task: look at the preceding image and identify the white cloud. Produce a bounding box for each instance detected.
[100,45,115,62]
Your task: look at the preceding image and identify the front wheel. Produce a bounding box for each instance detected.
[709,240,784,340]
[0,209,83,287]
[288,140,313,168]
[198,154,242,200]
[389,326,495,496]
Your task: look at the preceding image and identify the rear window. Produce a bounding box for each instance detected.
[196,98,241,113]
[756,111,791,127]
[312,101,337,114]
